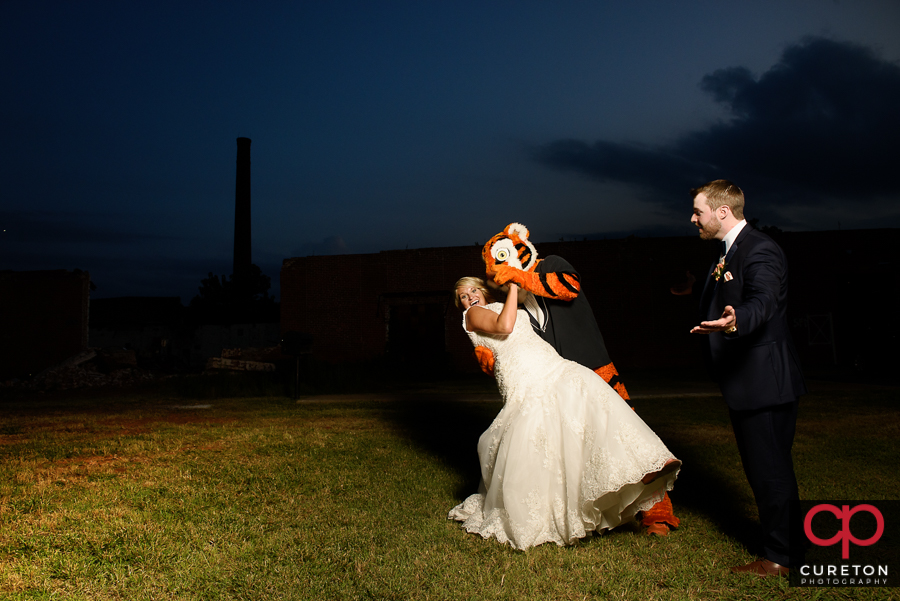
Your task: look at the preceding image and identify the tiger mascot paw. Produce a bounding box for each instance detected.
[473,345,495,377]
[483,222,581,301]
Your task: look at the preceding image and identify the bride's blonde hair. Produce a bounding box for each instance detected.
[453,277,495,310]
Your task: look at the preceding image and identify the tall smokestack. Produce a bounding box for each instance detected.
[233,137,252,282]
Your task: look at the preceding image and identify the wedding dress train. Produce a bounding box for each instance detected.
[449,304,680,550]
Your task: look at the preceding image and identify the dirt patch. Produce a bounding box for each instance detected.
[15,438,232,486]
[0,411,239,445]
[95,413,237,436]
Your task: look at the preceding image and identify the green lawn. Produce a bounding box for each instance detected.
[1,374,897,600]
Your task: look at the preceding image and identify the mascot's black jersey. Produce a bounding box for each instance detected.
[528,255,611,371]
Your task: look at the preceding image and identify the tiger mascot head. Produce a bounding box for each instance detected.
[481,222,581,301]
[482,222,539,275]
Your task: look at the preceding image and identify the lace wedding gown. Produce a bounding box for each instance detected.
[449,303,680,550]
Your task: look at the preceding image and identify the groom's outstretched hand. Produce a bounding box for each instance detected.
[691,305,737,335]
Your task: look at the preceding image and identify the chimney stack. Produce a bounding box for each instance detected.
[233,137,252,282]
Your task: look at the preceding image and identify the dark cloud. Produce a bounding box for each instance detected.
[1,209,285,301]
[0,247,279,303]
[0,210,177,245]
[534,37,900,213]
[2,213,215,302]
[576,224,699,241]
[0,248,216,300]
[533,139,713,202]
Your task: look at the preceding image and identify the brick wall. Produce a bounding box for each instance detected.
[280,230,900,374]
[279,237,713,373]
[280,245,485,371]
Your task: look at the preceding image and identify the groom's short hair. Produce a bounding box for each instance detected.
[691,179,745,220]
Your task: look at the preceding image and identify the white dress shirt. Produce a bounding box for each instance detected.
[721,219,748,258]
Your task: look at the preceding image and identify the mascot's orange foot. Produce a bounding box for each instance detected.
[644,522,671,536]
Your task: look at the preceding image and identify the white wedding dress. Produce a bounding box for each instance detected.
[449,303,680,550]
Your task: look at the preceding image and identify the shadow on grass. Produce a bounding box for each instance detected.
[378,379,769,557]
[660,431,762,555]
[376,396,500,500]
[374,378,773,556]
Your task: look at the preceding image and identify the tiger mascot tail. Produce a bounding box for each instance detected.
[482,223,580,301]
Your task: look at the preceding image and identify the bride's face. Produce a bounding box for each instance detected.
[457,286,486,310]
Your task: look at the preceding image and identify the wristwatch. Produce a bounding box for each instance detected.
[725,324,737,334]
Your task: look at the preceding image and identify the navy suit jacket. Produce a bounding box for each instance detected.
[530,255,611,370]
[699,225,807,410]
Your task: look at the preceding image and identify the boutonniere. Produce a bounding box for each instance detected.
[712,261,728,281]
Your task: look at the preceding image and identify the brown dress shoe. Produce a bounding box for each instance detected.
[731,559,789,577]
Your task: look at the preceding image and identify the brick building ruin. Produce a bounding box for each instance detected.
[280,229,899,376]
[0,270,91,379]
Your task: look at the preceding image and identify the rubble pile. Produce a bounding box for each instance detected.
[204,346,281,373]
[1,348,157,391]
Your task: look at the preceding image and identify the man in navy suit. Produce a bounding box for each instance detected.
[689,180,807,577]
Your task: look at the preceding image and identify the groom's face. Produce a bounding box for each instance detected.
[691,193,723,241]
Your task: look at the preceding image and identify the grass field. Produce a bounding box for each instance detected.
[1,371,897,600]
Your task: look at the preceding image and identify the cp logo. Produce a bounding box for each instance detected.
[804,504,884,559]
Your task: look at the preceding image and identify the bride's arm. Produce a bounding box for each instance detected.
[465,283,519,334]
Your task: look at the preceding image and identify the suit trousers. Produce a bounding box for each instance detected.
[728,400,800,567]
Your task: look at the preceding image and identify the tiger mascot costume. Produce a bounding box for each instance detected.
[477,222,679,535]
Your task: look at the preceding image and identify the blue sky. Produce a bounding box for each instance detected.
[3,1,900,301]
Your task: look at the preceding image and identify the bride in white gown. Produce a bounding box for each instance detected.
[449,277,680,550]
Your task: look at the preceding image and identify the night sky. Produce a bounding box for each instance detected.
[3,2,900,302]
